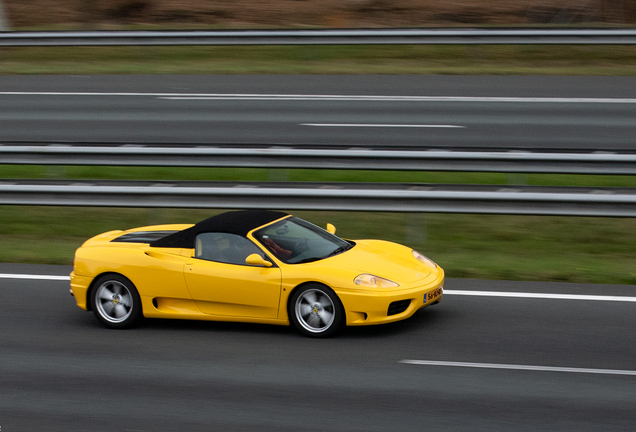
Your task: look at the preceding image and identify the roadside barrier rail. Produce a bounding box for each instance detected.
[2,144,636,175]
[1,28,636,47]
[1,180,635,217]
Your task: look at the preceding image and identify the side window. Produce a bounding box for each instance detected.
[195,232,265,266]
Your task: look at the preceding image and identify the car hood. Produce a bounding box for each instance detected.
[321,239,435,284]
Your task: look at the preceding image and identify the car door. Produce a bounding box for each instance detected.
[184,232,282,319]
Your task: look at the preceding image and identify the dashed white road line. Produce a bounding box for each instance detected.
[2,92,636,104]
[300,123,464,128]
[399,359,636,376]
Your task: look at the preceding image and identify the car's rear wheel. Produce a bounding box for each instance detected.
[90,274,142,329]
[289,284,344,337]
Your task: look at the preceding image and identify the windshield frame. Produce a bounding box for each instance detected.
[252,216,354,264]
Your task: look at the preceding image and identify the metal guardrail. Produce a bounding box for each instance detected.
[1,28,636,47]
[2,144,634,215]
[1,181,635,217]
[0,181,636,217]
[2,145,636,175]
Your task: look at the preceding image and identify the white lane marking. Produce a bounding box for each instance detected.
[2,92,636,103]
[301,123,464,128]
[0,274,635,303]
[444,289,636,302]
[0,273,70,281]
[399,360,636,376]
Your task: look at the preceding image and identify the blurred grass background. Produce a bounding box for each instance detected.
[3,166,636,188]
[1,206,635,285]
[2,45,636,75]
[1,0,635,283]
[2,0,636,77]
[1,166,635,285]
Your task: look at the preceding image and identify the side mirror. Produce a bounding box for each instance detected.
[326,223,336,235]
[245,253,273,267]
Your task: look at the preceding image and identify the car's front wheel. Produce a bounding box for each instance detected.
[289,284,344,337]
[89,274,142,329]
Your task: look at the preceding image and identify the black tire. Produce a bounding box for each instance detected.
[289,284,344,338]
[89,274,142,329]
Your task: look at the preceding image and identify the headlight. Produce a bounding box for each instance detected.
[354,274,399,288]
[412,250,437,269]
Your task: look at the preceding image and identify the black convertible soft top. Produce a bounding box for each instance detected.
[150,210,288,248]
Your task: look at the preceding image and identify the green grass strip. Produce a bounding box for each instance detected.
[2,45,636,75]
[2,206,635,285]
[3,165,636,188]
[2,166,635,284]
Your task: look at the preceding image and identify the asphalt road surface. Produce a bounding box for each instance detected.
[1,264,635,431]
[1,75,636,150]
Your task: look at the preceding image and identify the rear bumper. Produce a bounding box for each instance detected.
[339,270,445,326]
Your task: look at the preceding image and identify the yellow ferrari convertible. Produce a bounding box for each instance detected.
[70,210,444,337]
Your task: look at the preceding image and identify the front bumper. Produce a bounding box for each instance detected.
[339,270,444,326]
[70,271,93,310]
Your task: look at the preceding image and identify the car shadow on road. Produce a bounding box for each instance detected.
[71,303,450,339]
[138,316,296,336]
[341,306,448,339]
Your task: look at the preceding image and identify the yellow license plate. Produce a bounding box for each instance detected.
[425,287,442,303]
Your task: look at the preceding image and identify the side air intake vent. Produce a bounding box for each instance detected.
[387,300,411,316]
[112,231,178,243]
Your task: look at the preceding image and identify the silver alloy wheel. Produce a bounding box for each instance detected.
[95,280,134,324]
[294,288,335,334]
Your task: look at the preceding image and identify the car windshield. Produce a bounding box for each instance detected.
[253,216,354,264]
